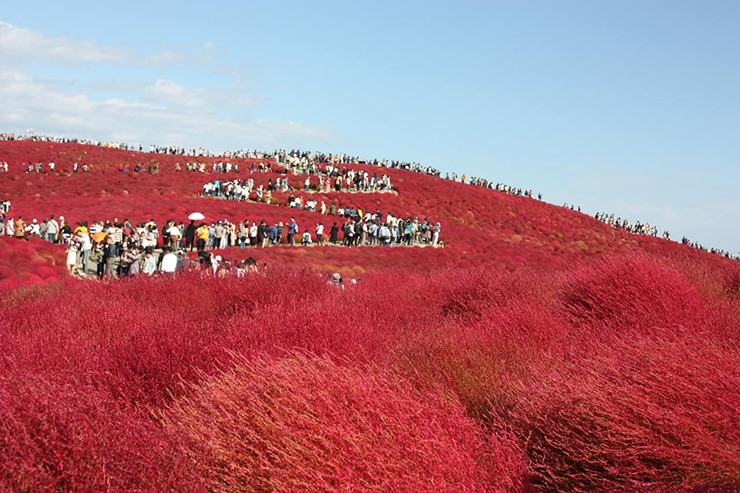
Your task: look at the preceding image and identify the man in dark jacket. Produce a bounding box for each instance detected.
[184,220,196,251]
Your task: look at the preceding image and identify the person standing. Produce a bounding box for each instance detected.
[316,223,324,245]
[66,232,82,274]
[239,220,249,248]
[258,220,269,248]
[287,218,298,245]
[39,219,48,241]
[330,222,339,244]
[167,221,181,250]
[276,222,284,245]
[196,224,209,251]
[184,220,196,251]
[14,216,25,239]
[80,229,92,274]
[102,236,120,279]
[213,221,224,249]
[247,221,257,247]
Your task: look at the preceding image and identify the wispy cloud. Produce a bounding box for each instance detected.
[0,21,340,150]
[0,65,338,150]
[142,79,210,108]
[0,21,184,66]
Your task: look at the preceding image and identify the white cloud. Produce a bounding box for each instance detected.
[0,21,340,153]
[0,64,338,150]
[0,21,188,66]
[142,79,209,108]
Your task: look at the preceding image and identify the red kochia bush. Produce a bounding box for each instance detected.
[561,254,706,332]
[0,236,66,295]
[162,353,528,492]
[0,373,202,492]
[502,327,740,492]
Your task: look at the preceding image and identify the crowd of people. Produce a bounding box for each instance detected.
[276,149,441,178]
[200,171,441,248]
[1,132,737,260]
[0,132,259,159]
[594,211,738,259]
[679,237,736,259]
[202,165,393,206]
[595,212,666,239]
[179,160,275,174]
[203,177,288,204]
[0,208,443,278]
[468,177,542,200]
[184,212,442,251]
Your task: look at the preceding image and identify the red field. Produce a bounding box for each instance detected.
[1,140,738,491]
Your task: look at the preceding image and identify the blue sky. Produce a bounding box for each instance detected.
[1,1,738,252]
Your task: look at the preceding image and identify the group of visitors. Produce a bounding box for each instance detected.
[147,144,274,160]
[595,212,667,239]
[679,237,736,259]
[275,148,442,178]
[1,204,443,279]
[203,167,393,206]
[469,178,542,200]
[200,173,442,247]
[331,215,442,247]
[280,160,394,193]
[203,177,289,204]
[0,133,109,147]
[594,212,737,259]
[317,166,393,193]
[2,132,736,259]
[18,161,89,173]
[186,210,442,250]
[179,161,274,174]
[3,215,67,243]
[178,161,238,173]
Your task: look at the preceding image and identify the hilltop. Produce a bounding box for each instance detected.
[0,138,738,491]
[0,139,733,284]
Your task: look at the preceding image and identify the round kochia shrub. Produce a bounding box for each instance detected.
[501,327,740,492]
[0,374,201,492]
[162,353,528,492]
[562,254,706,331]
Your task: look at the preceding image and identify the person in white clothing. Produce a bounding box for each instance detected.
[315,223,324,245]
[160,248,178,275]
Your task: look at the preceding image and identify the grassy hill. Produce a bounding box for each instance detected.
[0,140,738,491]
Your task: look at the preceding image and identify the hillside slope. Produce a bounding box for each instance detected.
[0,139,732,282]
[1,139,738,491]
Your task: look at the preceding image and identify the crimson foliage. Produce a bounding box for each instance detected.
[1,140,738,491]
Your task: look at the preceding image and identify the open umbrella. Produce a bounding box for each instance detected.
[91,232,108,243]
[188,212,205,221]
